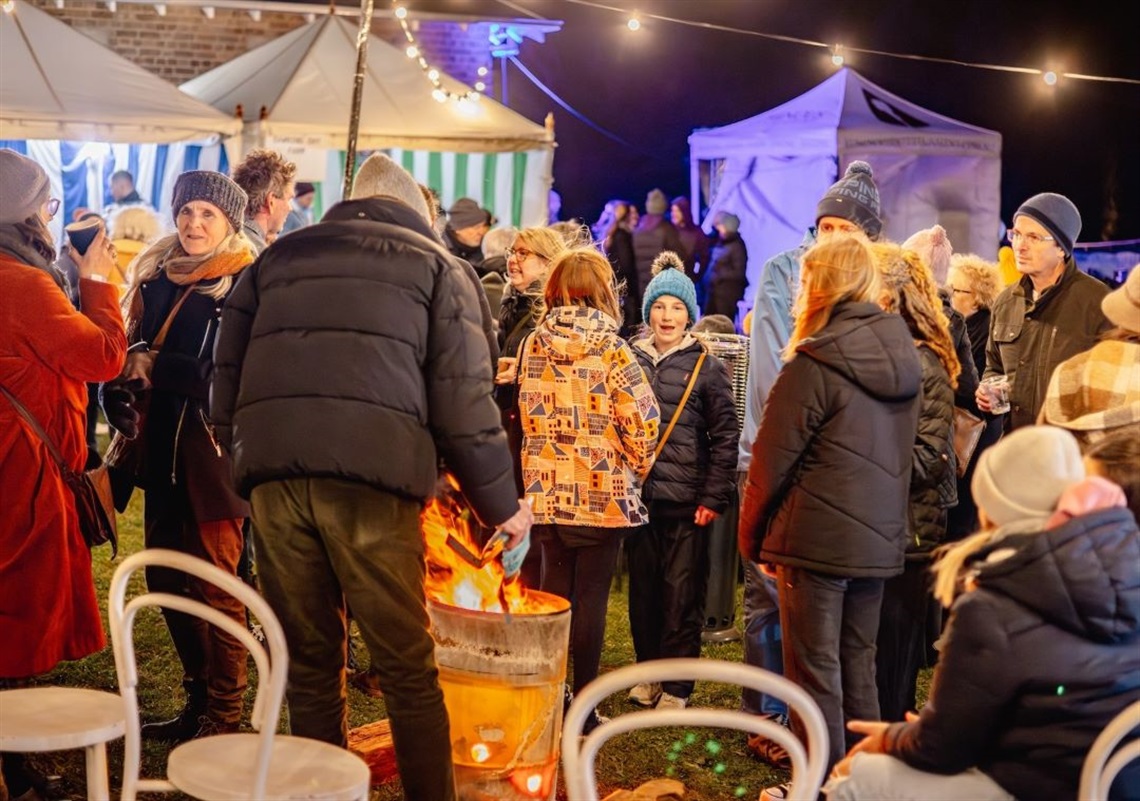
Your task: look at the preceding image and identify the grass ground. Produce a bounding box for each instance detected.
[31,450,929,799]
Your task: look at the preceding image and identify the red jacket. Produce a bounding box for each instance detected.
[0,253,127,678]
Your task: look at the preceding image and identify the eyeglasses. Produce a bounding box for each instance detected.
[506,247,546,262]
[1008,229,1054,246]
[44,198,61,219]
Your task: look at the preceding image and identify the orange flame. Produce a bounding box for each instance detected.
[422,475,555,615]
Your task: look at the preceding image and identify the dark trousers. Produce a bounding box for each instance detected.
[876,559,934,722]
[777,565,884,771]
[626,515,709,698]
[143,485,246,723]
[537,524,624,696]
[251,478,455,801]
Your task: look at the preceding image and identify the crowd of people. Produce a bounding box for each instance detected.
[1,141,1138,801]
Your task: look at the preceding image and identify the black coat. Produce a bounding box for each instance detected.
[632,215,684,304]
[631,337,738,514]
[739,301,922,577]
[985,258,1110,429]
[941,290,978,411]
[703,232,748,319]
[884,508,1140,801]
[908,345,956,557]
[125,271,249,521]
[210,197,518,528]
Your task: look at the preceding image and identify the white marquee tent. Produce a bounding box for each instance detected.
[181,14,555,225]
[689,68,1003,310]
[0,0,242,238]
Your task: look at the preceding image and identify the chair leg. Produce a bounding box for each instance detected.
[84,743,110,801]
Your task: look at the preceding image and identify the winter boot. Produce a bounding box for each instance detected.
[141,679,207,743]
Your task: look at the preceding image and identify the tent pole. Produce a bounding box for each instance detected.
[342,0,374,199]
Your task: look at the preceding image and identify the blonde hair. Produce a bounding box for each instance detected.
[111,206,162,244]
[948,252,1002,310]
[482,226,517,258]
[785,237,881,360]
[514,226,568,265]
[931,528,1000,607]
[874,241,961,389]
[543,247,621,323]
[126,227,248,303]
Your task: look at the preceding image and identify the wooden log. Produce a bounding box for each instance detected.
[347,718,400,786]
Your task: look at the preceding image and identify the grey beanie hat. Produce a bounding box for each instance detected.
[171,170,247,232]
[816,160,882,239]
[0,149,51,225]
[971,425,1084,527]
[350,153,431,222]
[1014,192,1081,257]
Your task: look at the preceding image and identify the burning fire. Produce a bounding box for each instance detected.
[422,474,555,615]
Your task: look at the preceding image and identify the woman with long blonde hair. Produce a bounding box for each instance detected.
[740,235,923,786]
[517,247,659,733]
[100,171,257,743]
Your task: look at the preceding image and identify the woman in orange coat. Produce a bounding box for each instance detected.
[0,148,126,795]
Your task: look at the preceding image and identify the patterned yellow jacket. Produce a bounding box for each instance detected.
[519,305,660,527]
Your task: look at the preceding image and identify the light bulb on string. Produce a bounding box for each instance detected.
[475,81,486,92]
[1043,70,1058,85]
[393,4,406,19]
[406,45,419,59]
[627,14,641,31]
[428,68,440,82]
[1,0,15,12]
[477,66,489,77]
[432,88,447,103]
[831,45,844,67]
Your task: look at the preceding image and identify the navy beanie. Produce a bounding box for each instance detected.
[1015,192,1081,256]
[816,160,882,239]
[642,251,699,326]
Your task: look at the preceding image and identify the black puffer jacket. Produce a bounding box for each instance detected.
[631,336,738,514]
[908,345,957,557]
[210,197,518,527]
[703,232,749,318]
[941,290,978,411]
[739,301,922,577]
[884,508,1140,801]
[984,258,1110,430]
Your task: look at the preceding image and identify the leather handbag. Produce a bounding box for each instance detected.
[952,405,986,478]
[0,384,118,557]
[104,287,192,485]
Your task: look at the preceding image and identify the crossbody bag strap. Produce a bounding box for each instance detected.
[151,287,193,350]
[653,350,706,461]
[0,382,70,476]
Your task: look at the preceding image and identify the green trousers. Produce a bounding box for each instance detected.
[251,477,455,801]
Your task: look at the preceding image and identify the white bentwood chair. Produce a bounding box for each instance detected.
[109,548,371,801]
[562,658,828,801]
[0,685,125,801]
[1079,699,1140,801]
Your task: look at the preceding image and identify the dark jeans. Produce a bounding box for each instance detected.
[144,484,247,723]
[250,478,455,801]
[777,565,884,771]
[876,559,933,722]
[537,523,624,696]
[626,515,709,698]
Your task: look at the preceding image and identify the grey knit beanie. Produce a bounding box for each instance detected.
[171,170,247,232]
[816,160,882,239]
[1014,192,1081,257]
[645,188,668,216]
[971,425,1084,527]
[350,153,431,222]
[0,149,51,225]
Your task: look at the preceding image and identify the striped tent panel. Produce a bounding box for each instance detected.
[313,147,552,229]
[1,139,228,243]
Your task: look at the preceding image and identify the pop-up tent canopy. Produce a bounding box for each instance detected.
[689,68,1002,311]
[1,0,241,239]
[181,14,555,225]
[0,0,241,144]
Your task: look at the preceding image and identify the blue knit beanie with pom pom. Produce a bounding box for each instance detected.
[642,251,699,326]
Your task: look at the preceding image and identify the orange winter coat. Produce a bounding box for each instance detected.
[0,252,127,678]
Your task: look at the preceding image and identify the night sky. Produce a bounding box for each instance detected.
[401,0,1138,246]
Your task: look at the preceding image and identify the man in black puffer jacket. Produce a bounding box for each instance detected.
[210,154,532,801]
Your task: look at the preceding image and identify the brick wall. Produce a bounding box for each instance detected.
[26,0,493,88]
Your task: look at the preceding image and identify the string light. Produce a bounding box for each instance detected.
[831,44,844,67]
[1043,70,1058,85]
[626,13,640,31]
[1,0,15,13]
[559,0,1140,86]
[392,0,486,104]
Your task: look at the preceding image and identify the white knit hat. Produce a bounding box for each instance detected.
[971,425,1084,527]
[350,153,431,222]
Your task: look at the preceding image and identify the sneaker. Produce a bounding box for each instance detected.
[655,692,688,710]
[349,667,384,698]
[627,682,662,707]
[747,713,792,770]
[758,783,790,801]
[581,710,610,736]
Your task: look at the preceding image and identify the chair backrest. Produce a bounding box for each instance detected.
[562,658,828,801]
[109,548,290,801]
[1080,699,1140,801]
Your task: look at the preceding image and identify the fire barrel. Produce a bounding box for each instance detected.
[428,592,572,800]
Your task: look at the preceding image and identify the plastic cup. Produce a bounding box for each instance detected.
[981,375,1011,415]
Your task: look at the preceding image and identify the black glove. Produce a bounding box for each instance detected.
[101,379,143,439]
